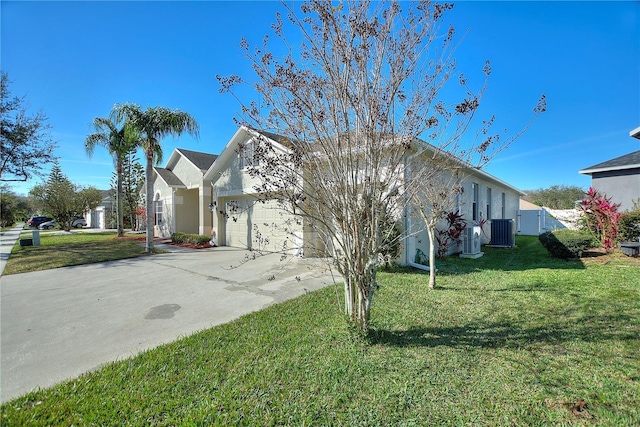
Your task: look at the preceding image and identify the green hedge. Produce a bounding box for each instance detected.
[171,232,211,246]
[538,229,597,259]
[618,210,640,242]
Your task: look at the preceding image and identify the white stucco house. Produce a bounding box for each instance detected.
[151,148,218,238]
[196,126,523,266]
[85,190,114,229]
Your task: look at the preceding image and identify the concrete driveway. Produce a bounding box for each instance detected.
[1,245,336,403]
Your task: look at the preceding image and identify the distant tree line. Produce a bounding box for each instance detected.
[522,185,585,209]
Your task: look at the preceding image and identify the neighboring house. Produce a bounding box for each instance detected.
[202,126,524,265]
[85,190,114,229]
[578,127,640,212]
[151,148,218,237]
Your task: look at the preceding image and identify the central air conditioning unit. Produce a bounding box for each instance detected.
[460,226,483,259]
[490,219,515,247]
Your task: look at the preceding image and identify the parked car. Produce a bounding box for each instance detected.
[38,220,56,230]
[38,217,87,230]
[27,216,52,228]
[73,217,87,228]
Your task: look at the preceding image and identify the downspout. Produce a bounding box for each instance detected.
[404,152,432,272]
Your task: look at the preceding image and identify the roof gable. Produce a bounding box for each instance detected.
[255,130,295,148]
[579,150,640,175]
[154,168,186,187]
[203,126,292,183]
[175,148,218,171]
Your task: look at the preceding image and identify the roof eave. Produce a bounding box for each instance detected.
[412,139,525,196]
[580,164,640,175]
[630,126,640,140]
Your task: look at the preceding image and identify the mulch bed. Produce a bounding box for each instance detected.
[580,247,640,266]
[121,235,214,250]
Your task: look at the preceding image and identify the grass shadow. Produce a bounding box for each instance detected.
[368,312,638,349]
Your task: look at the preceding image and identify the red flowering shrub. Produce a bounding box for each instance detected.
[579,187,621,252]
[436,210,466,258]
[135,206,146,220]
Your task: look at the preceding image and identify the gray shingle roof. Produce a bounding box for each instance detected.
[255,130,295,148]
[579,150,640,174]
[154,168,186,187]
[176,148,218,171]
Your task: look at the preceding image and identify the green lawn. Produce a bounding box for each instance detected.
[2,236,639,426]
[3,232,151,275]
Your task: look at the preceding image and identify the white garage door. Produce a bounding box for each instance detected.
[224,197,301,254]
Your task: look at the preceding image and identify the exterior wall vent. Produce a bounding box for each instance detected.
[490,219,514,247]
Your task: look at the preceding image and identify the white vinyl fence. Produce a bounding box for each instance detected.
[517,208,581,236]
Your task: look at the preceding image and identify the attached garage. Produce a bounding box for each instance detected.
[222,196,302,254]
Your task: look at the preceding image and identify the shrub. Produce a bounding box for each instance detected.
[171,232,211,246]
[618,210,640,242]
[579,187,620,252]
[538,230,596,259]
[435,210,466,259]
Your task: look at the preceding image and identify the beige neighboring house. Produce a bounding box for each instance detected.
[202,126,524,265]
[151,148,218,238]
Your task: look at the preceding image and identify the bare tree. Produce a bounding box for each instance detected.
[0,71,57,182]
[406,99,544,290]
[219,0,543,329]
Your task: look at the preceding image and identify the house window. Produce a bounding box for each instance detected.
[472,182,479,221]
[154,200,163,225]
[501,192,506,219]
[486,187,492,219]
[239,140,260,169]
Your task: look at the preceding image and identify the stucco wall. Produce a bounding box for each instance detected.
[152,178,173,238]
[406,173,521,265]
[174,188,199,234]
[171,156,206,189]
[592,168,640,212]
[213,145,264,197]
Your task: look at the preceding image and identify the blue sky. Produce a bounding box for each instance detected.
[2,1,638,196]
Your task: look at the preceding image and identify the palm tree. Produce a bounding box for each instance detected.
[111,103,199,253]
[85,116,140,237]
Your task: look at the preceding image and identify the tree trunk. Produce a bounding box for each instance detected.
[427,224,437,290]
[116,159,124,237]
[145,149,154,253]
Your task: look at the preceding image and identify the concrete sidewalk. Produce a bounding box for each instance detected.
[0,223,25,276]
[1,245,337,403]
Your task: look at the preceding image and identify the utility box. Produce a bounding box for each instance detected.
[32,230,41,246]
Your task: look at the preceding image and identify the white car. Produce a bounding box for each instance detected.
[39,217,87,230]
